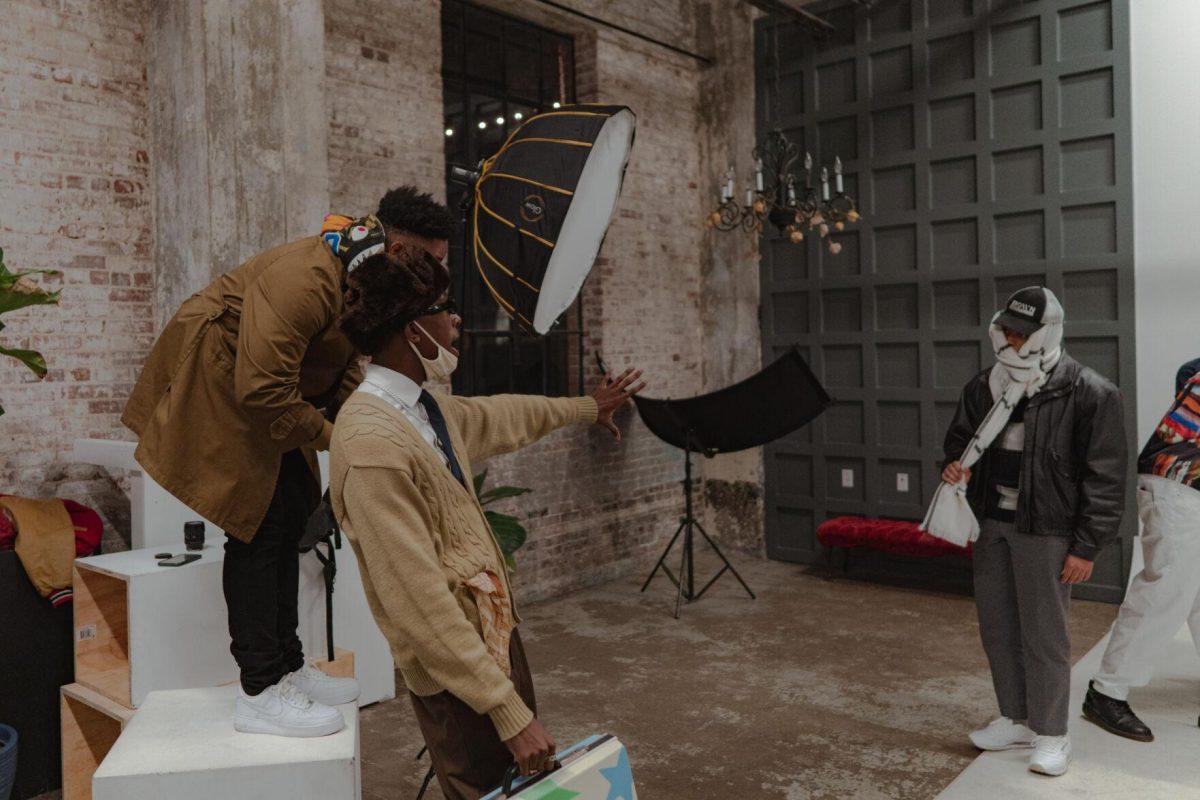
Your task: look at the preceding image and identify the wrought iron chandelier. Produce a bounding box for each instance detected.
[707,2,862,253]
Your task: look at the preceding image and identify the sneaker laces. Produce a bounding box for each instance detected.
[277,674,314,709]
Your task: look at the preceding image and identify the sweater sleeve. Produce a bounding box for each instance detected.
[439,393,599,463]
[339,464,534,739]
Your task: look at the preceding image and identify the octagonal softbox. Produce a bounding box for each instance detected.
[473,104,636,334]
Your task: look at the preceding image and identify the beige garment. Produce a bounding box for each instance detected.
[1,496,75,597]
[330,389,597,740]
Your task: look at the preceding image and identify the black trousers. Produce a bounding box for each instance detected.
[223,449,309,695]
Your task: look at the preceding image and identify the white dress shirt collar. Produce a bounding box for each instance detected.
[361,363,423,408]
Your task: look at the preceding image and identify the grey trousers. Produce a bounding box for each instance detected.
[973,517,1073,735]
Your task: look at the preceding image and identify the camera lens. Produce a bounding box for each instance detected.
[184,521,206,551]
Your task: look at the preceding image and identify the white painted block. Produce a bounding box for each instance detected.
[896,473,909,493]
[841,468,854,488]
[93,685,360,800]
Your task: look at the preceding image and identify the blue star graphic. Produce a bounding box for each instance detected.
[599,748,634,800]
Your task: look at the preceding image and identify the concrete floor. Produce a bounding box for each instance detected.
[358,552,1117,800]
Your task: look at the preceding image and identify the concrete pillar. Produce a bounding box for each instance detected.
[147,0,328,327]
[697,1,766,553]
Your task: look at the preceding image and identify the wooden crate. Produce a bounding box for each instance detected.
[314,647,356,680]
[60,683,135,800]
[73,546,237,709]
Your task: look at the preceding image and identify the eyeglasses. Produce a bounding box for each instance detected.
[422,298,458,317]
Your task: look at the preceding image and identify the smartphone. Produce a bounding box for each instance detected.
[158,553,202,568]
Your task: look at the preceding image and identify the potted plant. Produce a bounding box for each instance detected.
[0,247,61,416]
[474,470,532,570]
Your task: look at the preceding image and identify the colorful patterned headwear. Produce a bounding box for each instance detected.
[321,213,387,273]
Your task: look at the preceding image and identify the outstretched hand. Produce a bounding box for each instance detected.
[591,367,647,441]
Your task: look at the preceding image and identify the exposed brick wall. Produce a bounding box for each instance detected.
[0,0,151,550]
[325,0,446,210]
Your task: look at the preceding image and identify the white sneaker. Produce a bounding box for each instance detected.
[287,661,361,706]
[968,717,1037,751]
[1029,735,1071,776]
[234,675,345,737]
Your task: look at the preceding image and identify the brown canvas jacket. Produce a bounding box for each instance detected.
[122,236,363,542]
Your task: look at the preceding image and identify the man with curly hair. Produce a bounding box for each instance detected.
[123,186,453,737]
[329,245,644,798]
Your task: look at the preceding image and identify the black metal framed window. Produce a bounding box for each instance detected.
[442,0,584,397]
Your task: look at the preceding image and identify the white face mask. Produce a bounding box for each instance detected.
[409,321,458,382]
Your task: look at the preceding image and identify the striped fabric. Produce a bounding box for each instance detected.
[1138,374,1200,486]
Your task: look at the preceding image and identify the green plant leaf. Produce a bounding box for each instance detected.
[479,485,534,504]
[0,344,48,378]
[473,469,487,496]
[0,274,61,315]
[485,510,527,556]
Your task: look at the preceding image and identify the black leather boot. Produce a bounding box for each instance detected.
[1083,680,1154,742]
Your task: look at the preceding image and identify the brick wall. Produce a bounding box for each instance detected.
[325,0,446,211]
[0,0,151,550]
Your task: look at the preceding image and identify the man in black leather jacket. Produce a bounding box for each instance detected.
[941,286,1127,777]
[942,352,1128,561]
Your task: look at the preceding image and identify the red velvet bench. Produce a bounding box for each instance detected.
[817,515,972,569]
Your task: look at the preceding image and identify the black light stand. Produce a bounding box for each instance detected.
[640,435,756,619]
[629,347,831,619]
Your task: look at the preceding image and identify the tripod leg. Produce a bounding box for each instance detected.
[641,520,687,592]
[674,524,690,619]
[694,522,757,600]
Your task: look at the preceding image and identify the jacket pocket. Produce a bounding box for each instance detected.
[1047,449,1079,513]
[203,303,237,373]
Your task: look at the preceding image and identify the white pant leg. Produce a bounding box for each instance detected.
[1093,476,1200,701]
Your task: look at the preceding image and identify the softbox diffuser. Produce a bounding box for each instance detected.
[473,104,636,334]
[633,348,831,454]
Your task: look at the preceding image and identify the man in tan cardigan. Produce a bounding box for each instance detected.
[330,244,644,798]
[123,187,455,736]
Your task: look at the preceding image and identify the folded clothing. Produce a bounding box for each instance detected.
[0,495,104,604]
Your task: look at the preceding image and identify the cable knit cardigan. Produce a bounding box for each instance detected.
[329,388,598,740]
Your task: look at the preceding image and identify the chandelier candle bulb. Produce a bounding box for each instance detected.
[834,156,844,194]
[820,167,830,201]
[725,167,735,199]
[745,187,754,207]
[804,152,813,187]
[755,158,764,192]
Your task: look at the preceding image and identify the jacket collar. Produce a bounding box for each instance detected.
[1031,353,1081,402]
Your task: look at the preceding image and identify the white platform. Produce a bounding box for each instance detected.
[939,540,1200,799]
[92,684,360,800]
[73,438,396,707]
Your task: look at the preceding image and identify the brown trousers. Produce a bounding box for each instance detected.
[410,628,537,800]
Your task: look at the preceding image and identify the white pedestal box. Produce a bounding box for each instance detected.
[73,438,396,706]
[74,545,237,708]
[92,685,361,800]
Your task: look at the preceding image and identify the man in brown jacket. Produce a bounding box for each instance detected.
[122,187,454,736]
[330,245,644,798]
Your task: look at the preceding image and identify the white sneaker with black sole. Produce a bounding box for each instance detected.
[1028,734,1071,776]
[968,717,1037,751]
[234,675,345,738]
[287,661,361,707]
